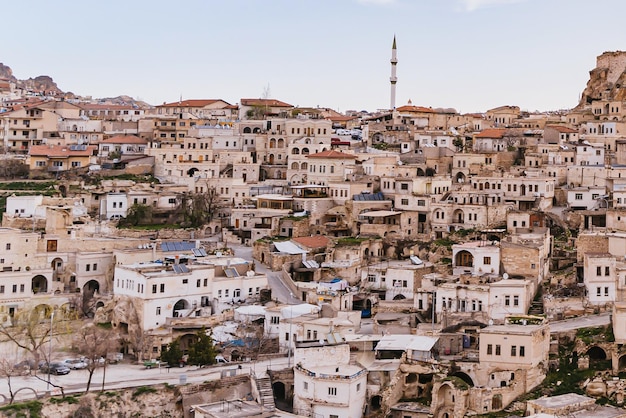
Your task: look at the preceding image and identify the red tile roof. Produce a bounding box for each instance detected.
[100,135,148,144]
[292,235,330,249]
[475,128,506,139]
[240,98,293,108]
[307,150,357,159]
[159,99,229,108]
[29,144,96,158]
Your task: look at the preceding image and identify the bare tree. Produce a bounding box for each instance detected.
[73,324,117,393]
[0,307,63,366]
[173,186,222,228]
[0,359,22,404]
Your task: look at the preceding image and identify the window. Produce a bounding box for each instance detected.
[511,346,517,356]
[400,183,409,190]
[218,289,222,298]
[5,243,10,250]
[606,266,610,276]
[182,279,188,284]
[357,383,361,392]
[156,307,161,315]
[71,161,81,168]
[328,387,337,396]
[484,257,491,265]
[225,289,229,297]
[20,284,24,292]
[12,285,17,293]
[505,296,510,306]
[152,284,157,293]
[271,316,279,324]
[0,285,3,293]
[495,345,501,355]
[597,287,601,296]
[86,264,90,272]
[513,295,519,306]
[401,198,409,206]
[597,266,602,276]
[93,263,97,271]
[519,346,525,357]
[487,344,493,355]
[575,193,583,200]
[605,287,609,296]
[160,283,165,293]
[303,382,308,390]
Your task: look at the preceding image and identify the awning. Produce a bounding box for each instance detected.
[375,335,439,352]
[273,241,307,254]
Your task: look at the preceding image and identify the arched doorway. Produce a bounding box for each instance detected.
[31,275,48,294]
[456,172,466,183]
[455,251,474,267]
[393,294,406,300]
[587,346,608,369]
[173,299,190,317]
[417,168,425,176]
[187,167,199,177]
[243,127,252,133]
[273,381,286,402]
[619,354,626,370]
[51,257,63,281]
[437,383,454,406]
[178,333,196,353]
[83,280,100,296]
[33,304,53,320]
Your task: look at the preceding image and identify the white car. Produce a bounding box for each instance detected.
[64,358,88,370]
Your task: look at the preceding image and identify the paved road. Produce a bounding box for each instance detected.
[548,312,611,333]
[0,356,289,403]
[231,244,302,305]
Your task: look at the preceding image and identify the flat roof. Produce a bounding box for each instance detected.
[360,210,402,217]
[528,393,593,409]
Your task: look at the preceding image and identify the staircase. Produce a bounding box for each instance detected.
[528,299,544,315]
[256,376,275,410]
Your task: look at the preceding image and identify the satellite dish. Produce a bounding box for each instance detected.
[488,319,494,326]
[319,339,325,345]
[503,273,509,280]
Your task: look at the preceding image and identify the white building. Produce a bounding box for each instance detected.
[104,192,128,220]
[584,253,616,305]
[293,342,367,418]
[113,262,215,331]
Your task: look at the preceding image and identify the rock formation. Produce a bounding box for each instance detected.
[578,51,626,107]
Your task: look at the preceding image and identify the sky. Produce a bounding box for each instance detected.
[2,0,626,114]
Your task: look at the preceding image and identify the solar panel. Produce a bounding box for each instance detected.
[224,267,240,277]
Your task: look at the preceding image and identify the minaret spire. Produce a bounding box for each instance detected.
[390,35,398,110]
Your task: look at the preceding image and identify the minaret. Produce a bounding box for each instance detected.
[390,35,398,110]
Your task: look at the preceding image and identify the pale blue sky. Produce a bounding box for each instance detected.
[2,0,625,113]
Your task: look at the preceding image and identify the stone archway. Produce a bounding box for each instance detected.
[451,371,474,387]
[456,172,466,183]
[455,250,474,267]
[173,299,190,318]
[618,354,626,370]
[32,275,48,294]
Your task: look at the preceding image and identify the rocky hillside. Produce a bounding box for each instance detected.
[0,385,181,418]
[578,51,626,107]
[0,63,64,95]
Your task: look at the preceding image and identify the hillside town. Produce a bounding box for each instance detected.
[2,44,626,418]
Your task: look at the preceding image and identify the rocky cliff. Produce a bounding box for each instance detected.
[578,51,626,107]
[0,62,63,95]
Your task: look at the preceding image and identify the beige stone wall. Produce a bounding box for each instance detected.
[576,233,609,262]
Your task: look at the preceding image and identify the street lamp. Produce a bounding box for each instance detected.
[47,310,54,391]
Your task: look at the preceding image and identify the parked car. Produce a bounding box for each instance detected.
[64,358,88,370]
[215,355,229,364]
[143,359,162,369]
[40,361,70,375]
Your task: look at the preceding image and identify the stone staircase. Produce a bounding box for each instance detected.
[528,299,544,316]
[256,376,275,410]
